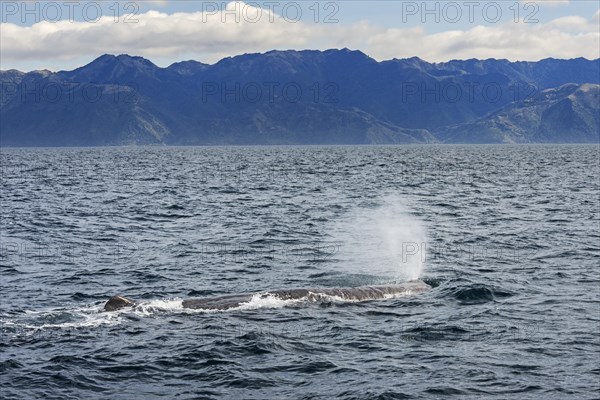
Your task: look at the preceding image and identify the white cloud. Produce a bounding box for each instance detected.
[547,15,597,32]
[363,17,599,61]
[1,1,598,70]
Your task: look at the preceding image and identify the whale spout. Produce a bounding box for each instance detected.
[104,295,135,311]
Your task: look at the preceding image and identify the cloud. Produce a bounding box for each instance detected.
[0,3,314,63]
[1,1,598,70]
[364,16,599,61]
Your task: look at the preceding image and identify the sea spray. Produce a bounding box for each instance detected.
[327,195,427,280]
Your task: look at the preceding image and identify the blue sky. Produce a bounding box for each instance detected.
[140,0,598,30]
[1,1,599,71]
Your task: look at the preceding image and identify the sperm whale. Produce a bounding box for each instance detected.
[104,280,431,312]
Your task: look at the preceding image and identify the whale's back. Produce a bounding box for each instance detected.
[181,280,430,310]
[104,280,430,312]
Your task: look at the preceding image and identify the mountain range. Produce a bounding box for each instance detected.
[1,49,598,146]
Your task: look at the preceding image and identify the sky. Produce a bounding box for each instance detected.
[1,0,599,71]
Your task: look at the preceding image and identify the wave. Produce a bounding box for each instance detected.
[1,304,122,335]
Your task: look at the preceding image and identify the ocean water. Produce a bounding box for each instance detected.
[1,145,598,399]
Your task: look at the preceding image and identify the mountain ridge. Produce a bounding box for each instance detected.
[1,50,598,146]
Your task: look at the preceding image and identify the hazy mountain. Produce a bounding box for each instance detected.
[1,49,598,146]
[437,83,600,143]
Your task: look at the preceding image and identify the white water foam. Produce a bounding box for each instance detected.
[231,293,306,311]
[3,300,185,334]
[131,298,184,315]
[382,290,414,299]
[2,304,123,334]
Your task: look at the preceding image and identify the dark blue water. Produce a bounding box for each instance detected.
[1,145,599,399]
